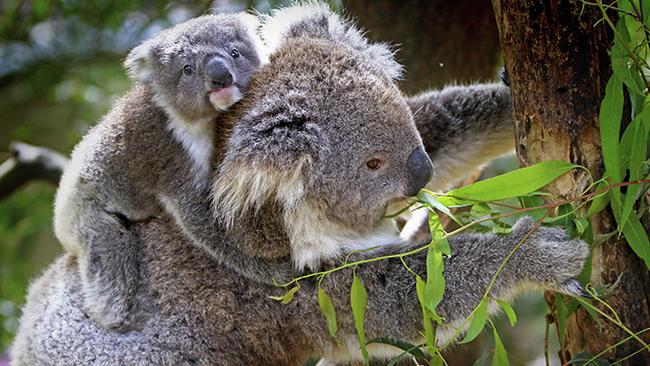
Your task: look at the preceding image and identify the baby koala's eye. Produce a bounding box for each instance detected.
[183,65,194,75]
[230,49,240,59]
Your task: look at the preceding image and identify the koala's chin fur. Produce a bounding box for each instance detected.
[13,4,589,365]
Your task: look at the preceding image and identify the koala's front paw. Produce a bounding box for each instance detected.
[512,217,590,297]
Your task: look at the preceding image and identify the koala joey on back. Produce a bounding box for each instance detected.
[53,12,264,330]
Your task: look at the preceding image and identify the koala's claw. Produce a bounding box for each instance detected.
[557,279,592,299]
[500,68,510,87]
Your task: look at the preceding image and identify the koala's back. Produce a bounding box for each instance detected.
[13,217,326,366]
[54,85,180,253]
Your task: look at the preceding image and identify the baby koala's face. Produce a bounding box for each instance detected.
[125,13,264,123]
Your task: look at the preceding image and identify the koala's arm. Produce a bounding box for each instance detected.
[158,175,294,284]
[316,218,588,349]
[408,83,514,190]
[53,123,155,330]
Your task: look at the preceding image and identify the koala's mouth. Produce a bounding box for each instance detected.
[207,85,243,111]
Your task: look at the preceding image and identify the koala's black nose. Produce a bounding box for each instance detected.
[405,146,433,197]
[206,57,234,89]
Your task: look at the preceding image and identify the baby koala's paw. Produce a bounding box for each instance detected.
[512,217,590,297]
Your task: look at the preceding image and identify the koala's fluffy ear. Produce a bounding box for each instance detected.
[261,3,402,80]
[212,91,321,228]
[123,40,155,84]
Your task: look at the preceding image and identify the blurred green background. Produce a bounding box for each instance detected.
[0,1,555,364]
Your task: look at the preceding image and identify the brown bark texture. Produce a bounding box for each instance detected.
[343,0,501,94]
[493,1,650,364]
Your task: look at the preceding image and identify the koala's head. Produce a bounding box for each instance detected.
[213,4,432,270]
[124,13,264,124]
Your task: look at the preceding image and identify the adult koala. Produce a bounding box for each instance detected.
[12,5,588,365]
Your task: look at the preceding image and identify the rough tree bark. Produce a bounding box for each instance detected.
[493,1,650,364]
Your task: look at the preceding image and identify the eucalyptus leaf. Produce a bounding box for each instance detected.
[268,285,300,304]
[461,299,488,344]
[496,299,517,327]
[318,287,339,343]
[621,213,650,269]
[351,274,369,364]
[415,276,437,353]
[491,326,509,366]
[424,247,446,315]
[438,161,577,207]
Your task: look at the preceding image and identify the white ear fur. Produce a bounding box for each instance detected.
[235,12,270,65]
[123,41,154,84]
[260,3,403,80]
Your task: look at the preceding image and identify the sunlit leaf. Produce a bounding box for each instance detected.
[491,326,509,366]
[351,274,369,364]
[416,275,436,353]
[496,299,517,327]
[424,246,446,316]
[268,285,300,304]
[438,161,577,206]
[318,287,339,343]
[419,191,462,225]
[461,299,488,344]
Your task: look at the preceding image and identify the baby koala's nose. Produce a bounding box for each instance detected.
[206,57,234,89]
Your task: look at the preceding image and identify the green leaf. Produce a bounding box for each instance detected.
[438,161,577,206]
[491,326,510,366]
[496,299,517,327]
[573,217,589,236]
[318,287,339,342]
[419,192,462,225]
[587,189,610,217]
[415,276,436,354]
[621,213,650,269]
[424,246,446,316]
[611,21,644,96]
[518,195,547,220]
[438,237,452,257]
[351,274,369,364]
[268,285,300,304]
[619,109,650,230]
[599,75,623,183]
[367,338,427,361]
[461,299,488,344]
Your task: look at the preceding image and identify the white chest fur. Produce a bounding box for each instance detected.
[168,117,214,174]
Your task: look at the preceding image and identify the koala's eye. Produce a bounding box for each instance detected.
[230,49,240,59]
[366,158,383,171]
[183,65,194,75]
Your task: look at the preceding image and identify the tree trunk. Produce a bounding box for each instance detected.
[493,1,650,364]
[343,0,501,94]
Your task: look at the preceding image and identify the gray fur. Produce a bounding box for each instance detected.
[409,82,515,190]
[52,13,263,330]
[14,5,588,365]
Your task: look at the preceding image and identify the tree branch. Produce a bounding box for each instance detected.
[0,142,68,200]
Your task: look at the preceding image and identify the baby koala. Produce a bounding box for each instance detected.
[54,13,264,330]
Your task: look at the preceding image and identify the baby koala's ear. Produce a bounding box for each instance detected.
[235,12,269,64]
[123,40,155,84]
